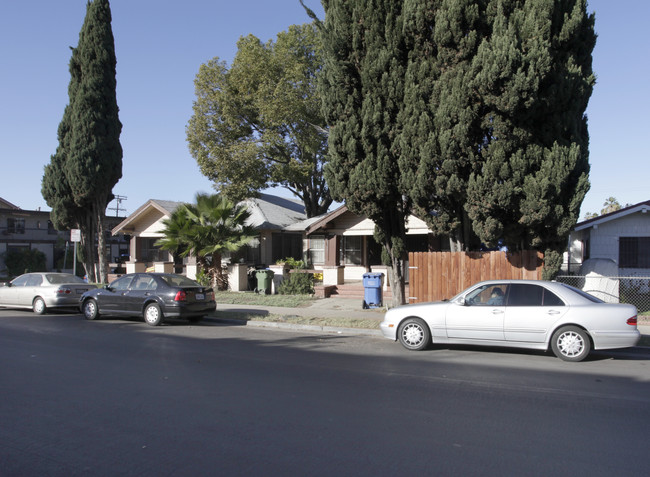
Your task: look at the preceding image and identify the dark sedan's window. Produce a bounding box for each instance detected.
[507,284,565,306]
[110,276,133,291]
[132,276,157,291]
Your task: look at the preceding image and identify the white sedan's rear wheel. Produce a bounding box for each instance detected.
[551,326,591,362]
[398,318,431,351]
[33,297,47,315]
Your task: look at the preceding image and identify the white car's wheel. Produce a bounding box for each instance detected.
[144,303,163,326]
[398,317,431,351]
[551,326,591,362]
[33,297,47,315]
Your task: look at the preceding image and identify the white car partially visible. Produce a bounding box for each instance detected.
[380,280,640,362]
[0,272,96,314]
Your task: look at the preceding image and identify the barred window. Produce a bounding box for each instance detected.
[7,218,25,234]
[619,237,650,268]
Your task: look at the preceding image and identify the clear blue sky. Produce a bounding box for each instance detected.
[1,0,647,219]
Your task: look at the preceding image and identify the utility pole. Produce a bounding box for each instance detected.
[108,195,127,217]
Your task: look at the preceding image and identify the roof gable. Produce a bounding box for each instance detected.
[574,200,650,231]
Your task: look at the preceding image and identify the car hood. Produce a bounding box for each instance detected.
[384,301,451,320]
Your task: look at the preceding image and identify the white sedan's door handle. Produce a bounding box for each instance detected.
[547,310,561,315]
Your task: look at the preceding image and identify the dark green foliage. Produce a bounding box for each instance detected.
[2,249,47,276]
[465,0,595,277]
[320,0,410,305]
[41,0,122,283]
[319,0,595,282]
[278,272,314,295]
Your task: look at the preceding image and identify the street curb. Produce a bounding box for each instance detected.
[205,316,384,337]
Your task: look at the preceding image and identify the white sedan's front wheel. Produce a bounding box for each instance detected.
[551,326,591,362]
[398,318,431,351]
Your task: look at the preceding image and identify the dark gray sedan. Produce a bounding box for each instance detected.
[0,272,96,314]
[80,272,216,326]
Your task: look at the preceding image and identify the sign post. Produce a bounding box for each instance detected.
[70,229,81,277]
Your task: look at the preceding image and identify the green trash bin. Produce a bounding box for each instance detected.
[255,269,275,295]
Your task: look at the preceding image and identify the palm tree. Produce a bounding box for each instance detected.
[156,193,257,290]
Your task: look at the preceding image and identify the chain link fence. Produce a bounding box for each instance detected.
[556,275,650,314]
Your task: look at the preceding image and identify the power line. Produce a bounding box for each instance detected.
[108,195,127,217]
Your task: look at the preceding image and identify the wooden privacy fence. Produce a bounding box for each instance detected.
[408,250,543,303]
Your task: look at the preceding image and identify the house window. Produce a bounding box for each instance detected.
[7,218,25,234]
[309,235,325,265]
[342,236,362,265]
[47,220,57,235]
[619,237,650,268]
[271,233,303,263]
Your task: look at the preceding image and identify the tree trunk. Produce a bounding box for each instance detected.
[387,255,406,307]
[95,199,108,284]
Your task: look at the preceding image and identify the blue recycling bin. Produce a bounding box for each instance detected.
[362,272,384,309]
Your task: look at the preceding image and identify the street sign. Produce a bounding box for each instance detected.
[71,229,81,243]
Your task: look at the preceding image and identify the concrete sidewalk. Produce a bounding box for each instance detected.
[213,297,650,339]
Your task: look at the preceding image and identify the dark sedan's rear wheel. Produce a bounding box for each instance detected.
[144,303,163,326]
[398,317,431,351]
[83,299,99,320]
[33,297,47,315]
[551,326,591,362]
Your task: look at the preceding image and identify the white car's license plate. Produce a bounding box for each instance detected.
[76,289,87,294]
[195,293,204,300]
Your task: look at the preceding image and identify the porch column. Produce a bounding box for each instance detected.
[323,234,343,285]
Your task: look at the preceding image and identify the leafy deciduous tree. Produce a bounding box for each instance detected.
[187,23,331,218]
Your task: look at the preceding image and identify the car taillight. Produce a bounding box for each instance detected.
[207,291,215,301]
[56,288,72,295]
[627,316,638,326]
[174,290,187,302]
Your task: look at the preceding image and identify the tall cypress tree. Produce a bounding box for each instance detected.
[320,0,410,305]
[401,0,489,251]
[42,0,122,282]
[466,0,595,277]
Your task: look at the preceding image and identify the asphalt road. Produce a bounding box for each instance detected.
[1,310,649,476]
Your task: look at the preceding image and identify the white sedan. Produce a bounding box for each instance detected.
[0,272,96,314]
[380,280,640,361]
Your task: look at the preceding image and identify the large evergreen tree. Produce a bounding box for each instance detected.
[465,0,595,278]
[42,0,122,282]
[187,23,331,218]
[401,0,489,251]
[319,0,410,305]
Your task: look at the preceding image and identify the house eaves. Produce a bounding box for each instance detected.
[574,200,650,232]
[112,199,184,235]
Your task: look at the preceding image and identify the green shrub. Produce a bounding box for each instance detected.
[2,249,47,276]
[278,272,314,295]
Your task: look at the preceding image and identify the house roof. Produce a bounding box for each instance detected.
[111,199,183,234]
[111,193,307,235]
[574,200,650,232]
[0,197,20,209]
[241,193,306,230]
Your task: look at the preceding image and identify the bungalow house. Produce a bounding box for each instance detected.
[566,200,650,275]
[111,193,308,279]
[301,205,444,286]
